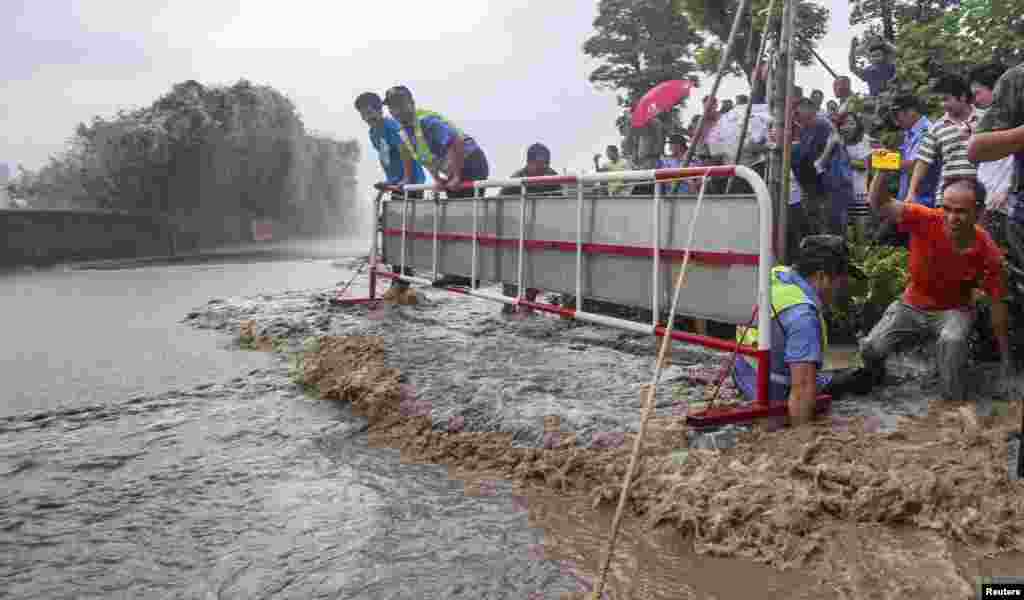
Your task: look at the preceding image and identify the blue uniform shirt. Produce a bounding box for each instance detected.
[899,116,940,207]
[371,117,425,185]
[416,115,488,181]
[733,268,831,404]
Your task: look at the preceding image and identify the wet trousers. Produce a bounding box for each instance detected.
[861,300,974,401]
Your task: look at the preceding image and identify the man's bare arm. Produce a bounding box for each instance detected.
[788,363,818,426]
[991,299,1011,364]
[868,169,905,223]
[967,127,1024,163]
[848,40,866,80]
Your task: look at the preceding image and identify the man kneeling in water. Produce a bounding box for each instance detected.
[733,235,864,426]
[860,171,1013,403]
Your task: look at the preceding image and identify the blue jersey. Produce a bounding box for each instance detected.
[371,117,425,185]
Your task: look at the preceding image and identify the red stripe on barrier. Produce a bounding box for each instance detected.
[653,166,736,181]
[381,229,758,267]
[654,326,759,357]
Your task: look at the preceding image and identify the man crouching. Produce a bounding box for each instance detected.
[862,171,1013,403]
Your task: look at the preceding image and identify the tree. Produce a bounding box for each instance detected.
[678,0,830,82]
[849,0,1024,145]
[584,0,703,127]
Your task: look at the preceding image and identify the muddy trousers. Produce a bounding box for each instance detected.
[860,301,974,401]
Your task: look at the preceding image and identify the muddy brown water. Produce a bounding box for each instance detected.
[3,250,1019,599]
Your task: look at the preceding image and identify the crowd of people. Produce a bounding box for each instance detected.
[353,44,1024,426]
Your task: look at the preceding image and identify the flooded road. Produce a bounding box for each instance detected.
[0,248,581,599]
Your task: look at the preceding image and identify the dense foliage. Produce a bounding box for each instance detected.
[679,0,829,82]
[7,79,360,244]
[584,0,704,141]
[848,0,1024,145]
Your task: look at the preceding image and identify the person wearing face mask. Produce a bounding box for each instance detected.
[861,172,1012,405]
[905,74,980,207]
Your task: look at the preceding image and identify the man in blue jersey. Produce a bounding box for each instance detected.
[732,235,865,426]
[355,92,427,290]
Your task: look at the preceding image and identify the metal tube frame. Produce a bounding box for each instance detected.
[340,167,831,423]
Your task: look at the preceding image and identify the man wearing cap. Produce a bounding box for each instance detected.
[384,85,490,199]
[498,143,562,314]
[733,234,863,426]
[499,143,560,196]
[862,171,1012,403]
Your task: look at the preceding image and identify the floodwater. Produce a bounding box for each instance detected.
[0,249,582,599]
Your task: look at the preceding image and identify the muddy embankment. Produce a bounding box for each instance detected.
[186,259,1024,599]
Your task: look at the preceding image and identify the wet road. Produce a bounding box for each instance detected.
[0,250,580,599]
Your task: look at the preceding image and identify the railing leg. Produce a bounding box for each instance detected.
[575,177,584,313]
[652,181,661,327]
[432,193,439,282]
[471,192,478,290]
[517,186,527,308]
[400,189,409,280]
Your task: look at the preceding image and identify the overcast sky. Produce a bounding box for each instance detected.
[2,0,862,205]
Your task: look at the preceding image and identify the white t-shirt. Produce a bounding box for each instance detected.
[974,106,1015,215]
[845,139,871,198]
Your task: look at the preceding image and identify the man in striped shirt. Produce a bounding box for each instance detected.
[905,74,979,206]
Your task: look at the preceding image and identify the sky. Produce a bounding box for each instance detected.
[2,0,865,208]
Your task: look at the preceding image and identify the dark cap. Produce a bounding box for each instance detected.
[668,133,688,145]
[383,85,413,105]
[799,234,865,279]
[526,143,551,162]
[891,94,919,113]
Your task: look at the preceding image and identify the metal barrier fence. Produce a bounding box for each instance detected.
[338,166,831,425]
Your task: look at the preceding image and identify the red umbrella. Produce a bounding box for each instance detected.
[631,80,694,129]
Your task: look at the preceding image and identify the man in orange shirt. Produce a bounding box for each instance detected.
[861,172,1012,404]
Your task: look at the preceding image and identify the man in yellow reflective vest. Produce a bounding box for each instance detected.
[383,85,490,287]
[733,235,865,426]
[383,85,490,200]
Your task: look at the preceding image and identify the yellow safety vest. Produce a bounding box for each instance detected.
[737,266,828,384]
[396,109,464,175]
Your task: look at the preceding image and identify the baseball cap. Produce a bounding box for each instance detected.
[383,85,413,106]
[799,234,865,279]
[526,143,551,162]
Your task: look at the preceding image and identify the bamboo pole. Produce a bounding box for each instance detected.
[724,0,777,194]
[591,176,710,600]
[779,0,797,264]
[680,0,754,170]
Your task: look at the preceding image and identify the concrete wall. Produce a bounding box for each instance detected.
[0,209,175,267]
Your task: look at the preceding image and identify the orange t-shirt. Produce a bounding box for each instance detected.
[898,203,1006,310]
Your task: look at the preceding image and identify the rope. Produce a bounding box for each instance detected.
[591,175,710,599]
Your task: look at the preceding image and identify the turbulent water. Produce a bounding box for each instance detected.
[0,253,581,599]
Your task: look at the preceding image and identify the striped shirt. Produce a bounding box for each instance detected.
[916,109,980,201]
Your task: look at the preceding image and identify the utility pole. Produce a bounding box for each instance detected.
[768,0,796,264]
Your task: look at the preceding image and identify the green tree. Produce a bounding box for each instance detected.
[678,0,830,81]
[584,0,703,126]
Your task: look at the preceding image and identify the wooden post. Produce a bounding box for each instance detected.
[680,0,754,169]
[768,0,796,264]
